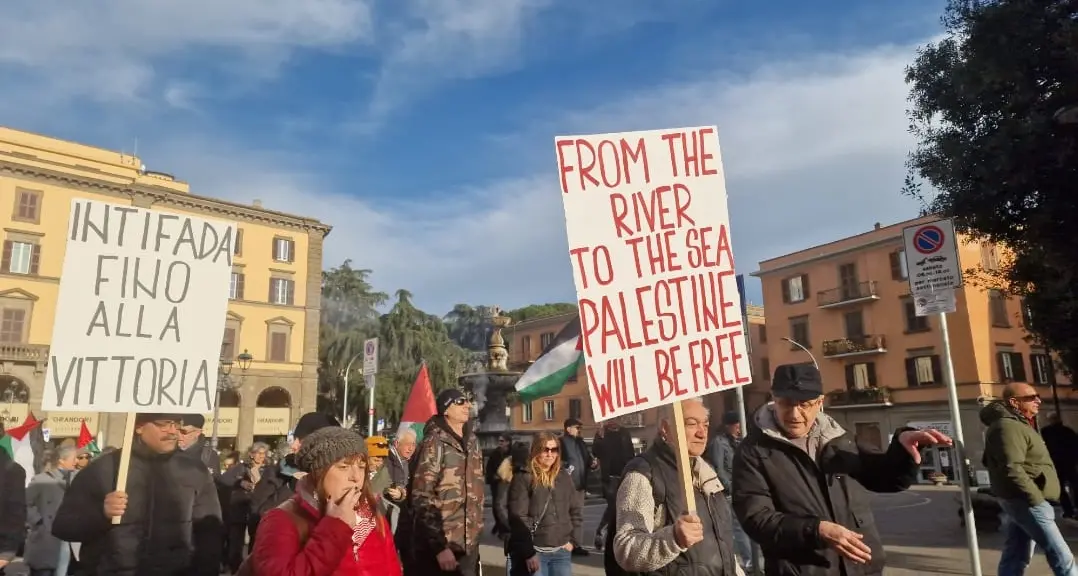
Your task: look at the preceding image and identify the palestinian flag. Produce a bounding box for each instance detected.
[396,363,436,442]
[0,413,44,486]
[515,318,583,402]
[77,420,100,456]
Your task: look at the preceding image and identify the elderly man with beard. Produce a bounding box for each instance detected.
[732,364,951,576]
[52,413,223,576]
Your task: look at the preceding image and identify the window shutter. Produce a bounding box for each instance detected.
[269,278,277,303]
[236,273,245,300]
[234,229,243,256]
[781,280,790,303]
[30,244,40,275]
[287,239,295,263]
[930,355,943,384]
[1,240,11,273]
[801,274,810,296]
[222,327,236,360]
[286,280,295,305]
[905,358,917,387]
[996,352,1008,382]
[271,238,280,261]
[271,332,287,361]
[1011,353,1027,382]
[867,362,878,387]
[889,251,901,280]
[844,364,855,390]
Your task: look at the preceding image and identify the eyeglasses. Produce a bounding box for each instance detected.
[1015,394,1041,402]
[774,397,823,411]
[541,446,559,454]
[450,397,471,406]
[150,420,181,430]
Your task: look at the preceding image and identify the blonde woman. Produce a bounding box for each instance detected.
[508,432,582,576]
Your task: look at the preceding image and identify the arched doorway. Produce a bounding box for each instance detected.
[0,376,30,431]
[254,387,291,449]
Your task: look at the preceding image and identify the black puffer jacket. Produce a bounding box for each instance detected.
[0,450,26,565]
[52,441,223,576]
[732,405,917,576]
[507,466,581,559]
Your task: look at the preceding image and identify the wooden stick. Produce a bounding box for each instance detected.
[111,412,136,525]
[671,400,696,514]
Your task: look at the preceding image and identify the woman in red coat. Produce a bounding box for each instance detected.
[249,427,402,576]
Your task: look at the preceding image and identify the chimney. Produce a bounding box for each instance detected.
[253,199,263,208]
[874,222,881,230]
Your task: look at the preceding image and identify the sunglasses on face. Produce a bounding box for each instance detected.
[541,446,559,454]
[1015,394,1041,402]
[450,397,471,406]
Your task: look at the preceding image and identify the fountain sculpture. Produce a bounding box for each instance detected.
[459,307,523,450]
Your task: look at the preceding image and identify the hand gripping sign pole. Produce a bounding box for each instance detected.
[903,220,982,576]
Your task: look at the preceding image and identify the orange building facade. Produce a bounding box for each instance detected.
[752,216,1076,482]
[504,306,770,442]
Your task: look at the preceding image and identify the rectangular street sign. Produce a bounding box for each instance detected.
[363,338,379,376]
[902,219,963,295]
[913,289,957,316]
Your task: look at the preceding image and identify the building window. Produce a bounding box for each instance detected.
[789,316,810,349]
[890,250,909,280]
[12,189,41,224]
[845,362,877,390]
[543,400,555,421]
[272,237,295,263]
[758,325,767,343]
[2,240,39,275]
[902,299,929,333]
[989,290,1010,327]
[905,355,942,387]
[782,275,809,304]
[269,277,295,305]
[838,263,859,299]
[569,398,582,420]
[843,310,865,340]
[266,320,293,362]
[540,331,555,349]
[229,272,245,300]
[520,335,532,362]
[1021,299,1034,329]
[0,308,26,343]
[234,229,244,257]
[760,357,770,381]
[1031,354,1053,384]
[997,351,1026,383]
[522,402,533,423]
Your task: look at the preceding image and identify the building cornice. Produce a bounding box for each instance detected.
[0,159,333,237]
[751,235,903,278]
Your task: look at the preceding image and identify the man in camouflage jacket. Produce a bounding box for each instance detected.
[399,389,485,576]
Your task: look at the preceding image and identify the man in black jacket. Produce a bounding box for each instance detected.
[732,364,951,576]
[177,413,221,476]
[559,418,596,557]
[0,427,27,575]
[52,412,222,575]
[1040,412,1078,518]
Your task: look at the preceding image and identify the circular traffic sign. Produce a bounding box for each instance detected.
[365,341,376,355]
[912,225,945,254]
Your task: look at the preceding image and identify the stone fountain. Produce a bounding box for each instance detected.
[459,307,523,451]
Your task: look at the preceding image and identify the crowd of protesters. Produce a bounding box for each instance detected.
[5,361,1078,575]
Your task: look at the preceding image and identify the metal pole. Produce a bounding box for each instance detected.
[780,337,819,369]
[939,312,983,576]
[342,353,362,428]
[367,374,377,437]
[210,387,221,450]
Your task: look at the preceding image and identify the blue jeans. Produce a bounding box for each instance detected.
[999,499,1078,576]
[535,548,572,576]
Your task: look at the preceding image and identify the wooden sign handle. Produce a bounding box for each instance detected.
[671,401,696,514]
[111,412,136,525]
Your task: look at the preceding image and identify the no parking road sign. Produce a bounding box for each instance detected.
[363,338,379,376]
[902,219,962,295]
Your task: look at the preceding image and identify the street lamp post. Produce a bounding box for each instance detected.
[210,349,253,450]
[1053,104,1078,125]
[341,352,363,429]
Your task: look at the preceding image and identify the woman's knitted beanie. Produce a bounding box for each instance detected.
[295,427,366,474]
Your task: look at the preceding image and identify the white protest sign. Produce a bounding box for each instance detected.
[554,126,751,421]
[43,199,236,414]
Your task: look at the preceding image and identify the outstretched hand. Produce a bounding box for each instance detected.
[898,429,953,463]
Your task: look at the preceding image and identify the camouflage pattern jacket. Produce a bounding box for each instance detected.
[408,416,485,554]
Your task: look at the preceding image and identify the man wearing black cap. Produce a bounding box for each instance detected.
[250,411,339,517]
[559,417,596,556]
[52,413,223,575]
[732,364,952,576]
[177,414,221,476]
[400,388,484,576]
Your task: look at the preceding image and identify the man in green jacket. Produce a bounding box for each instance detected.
[981,382,1075,576]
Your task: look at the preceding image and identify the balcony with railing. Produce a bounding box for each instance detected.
[0,343,49,364]
[826,386,893,407]
[822,335,886,358]
[817,281,880,308]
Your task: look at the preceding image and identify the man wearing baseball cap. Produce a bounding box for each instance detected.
[399,388,484,575]
[732,364,952,576]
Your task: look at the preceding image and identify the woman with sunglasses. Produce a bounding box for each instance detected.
[507,432,582,576]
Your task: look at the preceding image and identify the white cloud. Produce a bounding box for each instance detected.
[142,40,926,314]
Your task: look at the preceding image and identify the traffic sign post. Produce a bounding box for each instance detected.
[363,338,379,437]
[902,219,982,576]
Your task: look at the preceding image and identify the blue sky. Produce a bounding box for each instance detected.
[0,0,944,315]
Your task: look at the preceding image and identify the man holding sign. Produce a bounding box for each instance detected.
[732,364,952,576]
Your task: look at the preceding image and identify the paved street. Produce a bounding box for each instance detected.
[477,486,1078,576]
